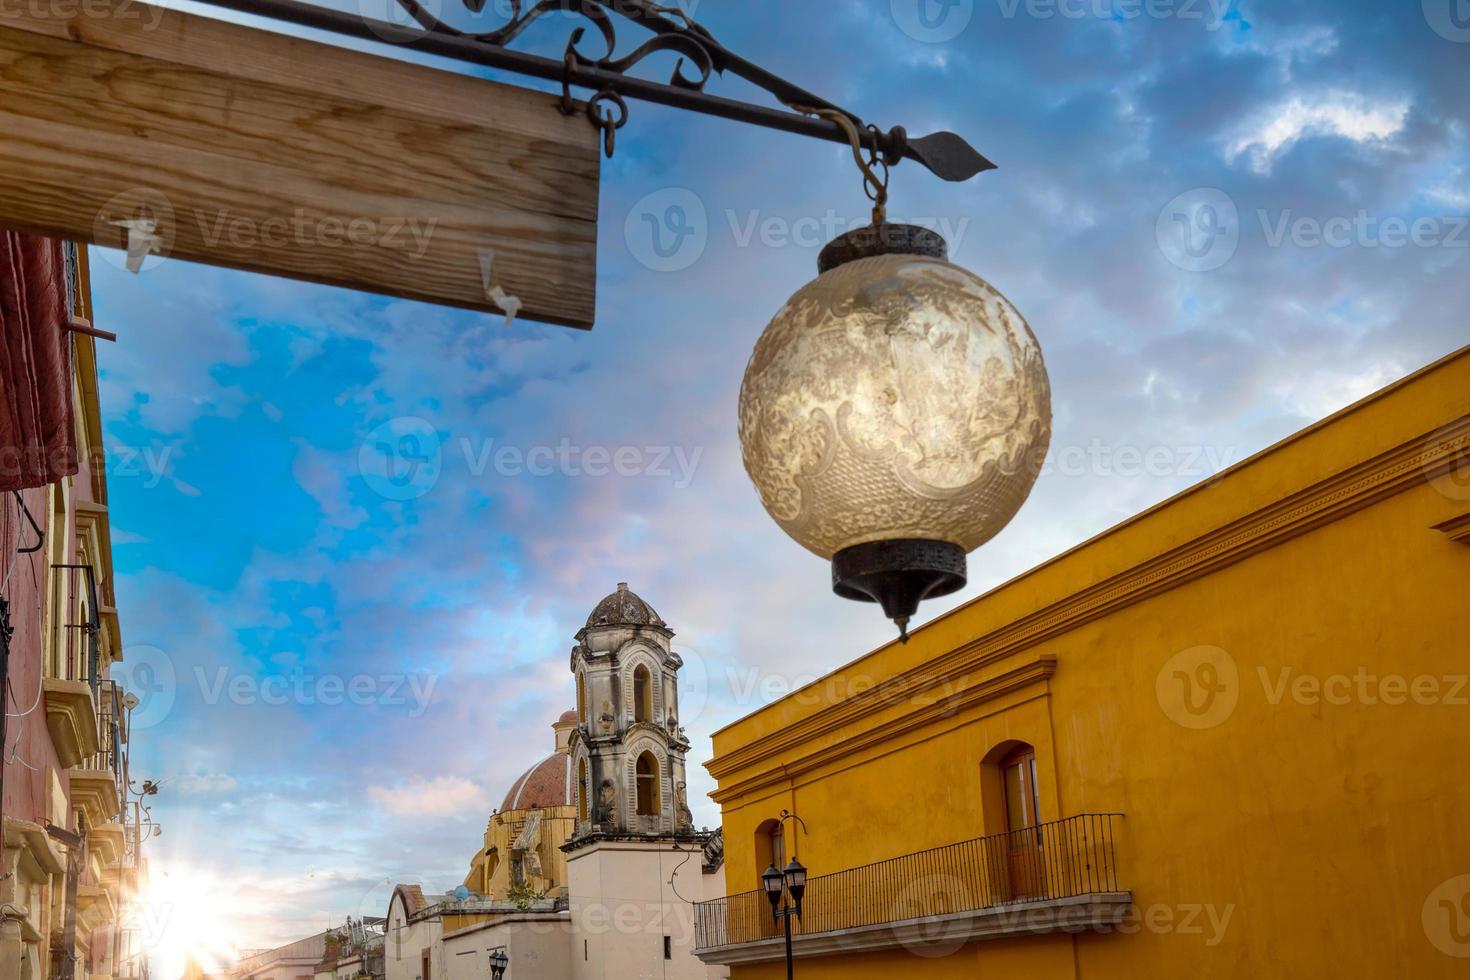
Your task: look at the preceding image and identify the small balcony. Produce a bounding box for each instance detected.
[72,680,124,826]
[43,679,99,769]
[694,813,1129,965]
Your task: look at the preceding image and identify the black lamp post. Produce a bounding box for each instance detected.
[762,856,807,980]
[488,948,508,980]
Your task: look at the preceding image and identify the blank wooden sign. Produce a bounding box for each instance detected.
[0,0,600,327]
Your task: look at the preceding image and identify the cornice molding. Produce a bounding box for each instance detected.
[1432,512,1470,544]
[709,653,1056,802]
[708,417,1470,787]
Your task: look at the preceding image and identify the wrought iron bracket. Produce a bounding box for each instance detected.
[192,0,995,181]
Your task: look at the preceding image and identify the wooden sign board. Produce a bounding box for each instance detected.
[0,0,600,327]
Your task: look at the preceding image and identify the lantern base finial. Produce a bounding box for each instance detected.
[831,539,967,642]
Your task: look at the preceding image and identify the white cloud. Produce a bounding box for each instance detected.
[1227,91,1410,174]
[1272,361,1406,421]
[366,777,489,817]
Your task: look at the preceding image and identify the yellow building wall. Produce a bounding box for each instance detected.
[706,346,1470,978]
[464,806,575,901]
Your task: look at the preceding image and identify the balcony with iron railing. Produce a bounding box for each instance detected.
[694,813,1129,965]
[73,679,125,828]
[43,563,105,769]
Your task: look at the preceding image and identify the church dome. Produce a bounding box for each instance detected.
[584,582,666,629]
[499,752,573,813]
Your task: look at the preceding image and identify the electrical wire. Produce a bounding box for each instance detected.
[6,658,44,718]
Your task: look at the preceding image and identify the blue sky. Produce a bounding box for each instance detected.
[88,0,1467,957]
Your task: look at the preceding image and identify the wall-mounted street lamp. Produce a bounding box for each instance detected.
[739,118,1053,641]
[163,0,1035,637]
[488,948,508,980]
[762,857,808,980]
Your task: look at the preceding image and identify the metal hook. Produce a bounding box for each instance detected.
[791,106,892,227]
[12,492,43,554]
[778,808,809,858]
[560,29,583,117]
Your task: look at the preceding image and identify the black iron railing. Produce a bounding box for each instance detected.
[80,679,125,789]
[694,813,1124,951]
[52,563,102,699]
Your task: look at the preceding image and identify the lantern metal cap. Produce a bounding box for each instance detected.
[817,223,948,273]
[831,539,967,642]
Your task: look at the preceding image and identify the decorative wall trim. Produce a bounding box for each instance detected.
[710,653,1055,804]
[708,417,1470,783]
[1432,512,1470,544]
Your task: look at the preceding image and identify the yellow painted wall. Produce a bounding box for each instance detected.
[706,346,1470,978]
[463,806,575,901]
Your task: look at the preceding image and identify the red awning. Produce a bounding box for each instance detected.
[0,230,77,491]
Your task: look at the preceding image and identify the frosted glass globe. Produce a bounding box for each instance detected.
[738,252,1052,560]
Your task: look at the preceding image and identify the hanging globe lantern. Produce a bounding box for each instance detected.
[737,222,1052,641]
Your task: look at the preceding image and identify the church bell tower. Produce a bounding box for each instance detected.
[567,583,696,841]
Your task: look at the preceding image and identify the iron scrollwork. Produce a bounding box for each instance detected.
[392,0,717,90]
[191,0,994,180]
[383,0,994,176]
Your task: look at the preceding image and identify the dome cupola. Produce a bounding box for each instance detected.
[584,582,666,630]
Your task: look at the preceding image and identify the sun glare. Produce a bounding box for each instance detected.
[140,861,241,980]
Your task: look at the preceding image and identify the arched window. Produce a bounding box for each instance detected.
[576,671,588,722]
[577,759,589,822]
[635,751,660,816]
[633,665,653,723]
[753,819,785,887]
[1000,744,1040,834]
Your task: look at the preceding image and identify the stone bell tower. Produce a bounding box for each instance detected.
[566,583,696,841]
